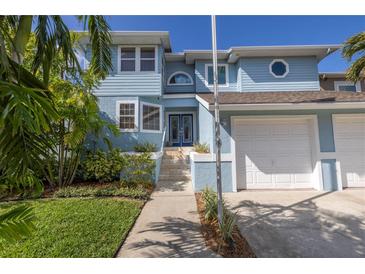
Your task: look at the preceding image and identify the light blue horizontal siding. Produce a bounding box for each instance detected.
[93,73,162,96]
[239,57,320,91]
[165,61,195,93]
[195,61,238,92]
[87,44,163,96]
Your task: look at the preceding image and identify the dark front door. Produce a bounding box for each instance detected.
[169,114,193,146]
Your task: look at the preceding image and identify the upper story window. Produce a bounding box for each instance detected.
[270,59,289,78]
[334,81,361,92]
[120,48,136,72]
[117,100,138,132]
[205,64,228,86]
[140,47,155,71]
[119,46,157,73]
[167,71,193,86]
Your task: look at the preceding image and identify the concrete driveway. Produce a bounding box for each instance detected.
[224,189,365,258]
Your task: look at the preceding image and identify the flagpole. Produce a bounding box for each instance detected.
[211,15,223,225]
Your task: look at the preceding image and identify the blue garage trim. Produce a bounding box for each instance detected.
[321,159,338,191]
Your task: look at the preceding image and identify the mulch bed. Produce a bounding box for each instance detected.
[195,193,256,258]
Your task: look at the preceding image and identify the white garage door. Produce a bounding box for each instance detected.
[334,115,365,188]
[234,118,315,190]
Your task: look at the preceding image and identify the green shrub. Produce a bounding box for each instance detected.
[194,142,210,153]
[122,153,155,188]
[201,187,236,244]
[53,185,149,200]
[82,149,125,183]
[133,142,157,152]
[201,187,218,221]
[219,211,237,244]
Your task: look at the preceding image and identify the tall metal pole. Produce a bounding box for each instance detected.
[211,15,223,225]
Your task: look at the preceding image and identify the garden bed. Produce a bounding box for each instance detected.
[195,193,256,258]
[0,181,153,202]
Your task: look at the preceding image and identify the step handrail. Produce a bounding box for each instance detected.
[160,126,167,153]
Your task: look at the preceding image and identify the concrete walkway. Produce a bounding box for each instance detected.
[117,179,217,257]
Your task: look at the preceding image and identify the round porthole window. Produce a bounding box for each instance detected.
[270,59,289,78]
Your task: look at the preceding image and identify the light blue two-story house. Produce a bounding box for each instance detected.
[80,31,365,192]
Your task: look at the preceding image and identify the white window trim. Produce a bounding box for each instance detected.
[167,71,194,86]
[334,80,361,92]
[116,99,139,132]
[140,101,163,133]
[269,59,289,78]
[204,63,229,87]
[117,45,158,74]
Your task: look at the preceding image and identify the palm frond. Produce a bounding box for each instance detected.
[12,16,33,63]
[0,205,35,242]
[343,32,365,59]
[342,31,365,82]
[85,16,112,78]
[0,80,58,177]
[346,55,365,82]
[32,16,81,86]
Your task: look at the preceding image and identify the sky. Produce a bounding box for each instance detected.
[62,15,365,72]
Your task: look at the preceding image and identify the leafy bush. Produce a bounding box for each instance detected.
[82,149,125,183]
[122,153,156,188]
[53,185,149,200]
[133,142,157,152]
[194,142,210,153]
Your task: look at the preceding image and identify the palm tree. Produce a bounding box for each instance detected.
[342,31,365,82]
[0,15,112,242]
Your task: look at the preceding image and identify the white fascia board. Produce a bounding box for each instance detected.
[195,95,211,110]
[227,45,341,63]
[208,102,365,111]
[163,93,197,99]
[190,152,233,162]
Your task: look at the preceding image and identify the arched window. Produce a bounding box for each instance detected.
[167,71,193,86]
[270,59,289,78]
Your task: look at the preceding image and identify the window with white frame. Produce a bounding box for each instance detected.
[205,64,228,86]
[334,81,361,92]
[117,101,138,131]
[120,47,136,72]
[270,59,289,78]
[167,71,193,85]
[119,46,156,72]
[140,47,155,71]
[141,102,161,132]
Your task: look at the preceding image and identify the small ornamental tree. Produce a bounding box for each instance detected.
[44,79,119,188]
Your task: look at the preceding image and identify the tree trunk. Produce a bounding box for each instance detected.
[58,119,65,187]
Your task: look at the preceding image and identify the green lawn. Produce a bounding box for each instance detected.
[0,198,143,257]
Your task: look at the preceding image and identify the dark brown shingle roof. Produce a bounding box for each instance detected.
[197,91,365,105]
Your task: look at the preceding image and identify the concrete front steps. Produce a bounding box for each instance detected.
[156,147,194,192]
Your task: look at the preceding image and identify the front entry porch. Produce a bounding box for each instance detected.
[165,110,197,147]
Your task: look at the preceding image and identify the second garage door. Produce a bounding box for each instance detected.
[234,117,315,190]
[334,115,365,188]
